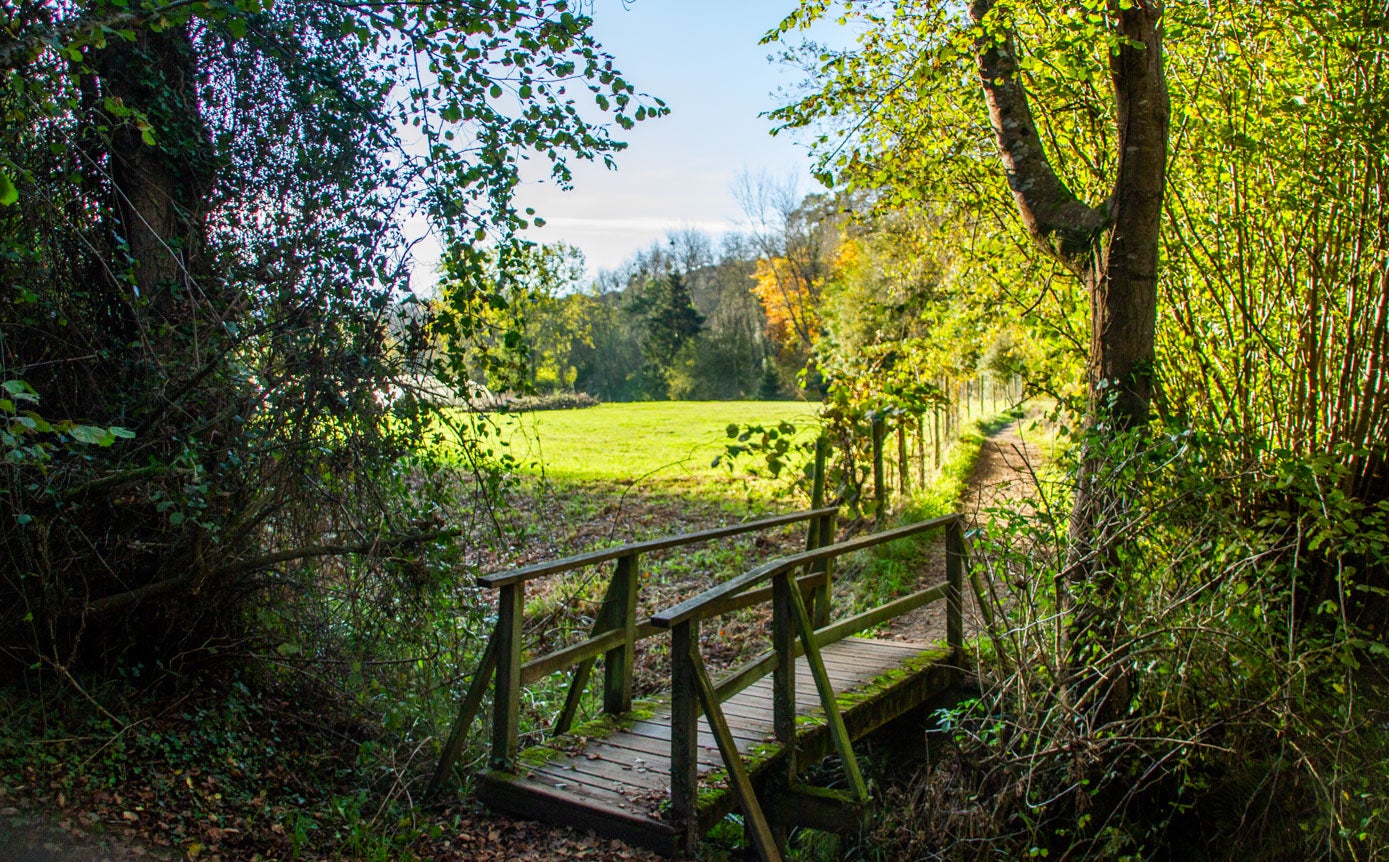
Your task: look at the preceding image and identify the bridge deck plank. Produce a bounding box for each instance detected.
[478,637,954,856]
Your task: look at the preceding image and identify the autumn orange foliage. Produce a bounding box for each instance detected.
[751,256,821,349]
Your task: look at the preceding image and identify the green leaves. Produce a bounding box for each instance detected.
[68,425,115,446]
[0,171,16,206]
[3,380,39,403]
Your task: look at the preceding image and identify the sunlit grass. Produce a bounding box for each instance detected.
[484,400,821,484]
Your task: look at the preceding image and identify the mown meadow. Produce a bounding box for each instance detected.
[490,401,820,485]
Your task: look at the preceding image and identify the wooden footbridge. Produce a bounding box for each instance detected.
[429,505,973,861]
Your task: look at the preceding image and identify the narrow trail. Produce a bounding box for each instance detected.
[882,415,1048,646]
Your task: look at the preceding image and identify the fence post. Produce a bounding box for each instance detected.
[945,519,964,673]
[806,436,832,627]
[811,510,834,629]
[805,435,827,550]
[897,422,909,496]
[670,618,700,853]
[771,570,797,781]
[933,407,941,469]
[602,553,638,715]
[491,582,524,771]
[917,413,926,486]
[871,415,886,519]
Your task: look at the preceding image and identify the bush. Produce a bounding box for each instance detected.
[863,425,1389,861]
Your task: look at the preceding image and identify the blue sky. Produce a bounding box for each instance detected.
[510,0,831,275]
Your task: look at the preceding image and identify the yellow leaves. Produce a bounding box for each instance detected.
[750,257,820,348]
[832,235,861,271]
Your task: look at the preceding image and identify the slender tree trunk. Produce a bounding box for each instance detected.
[969,0,1169,716]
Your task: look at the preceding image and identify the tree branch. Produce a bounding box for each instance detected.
[967,0,1109,275]
[78,529,463,618]
[211,528,465,581]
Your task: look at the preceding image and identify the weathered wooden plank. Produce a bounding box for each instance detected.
[536,757,670,793]
[772,570,797,782]
[828,637,936,660]
[737,680,827,713]
[530,762,657,800]
[713,651,779,704]
[690,646,782,862]
[622,717,768,748]
[669,620,700,850]
[485,637,959,859]
[604,553,639,714]
[492,582,523,771]
[813,583,948,647]
[585,734,722,771]
[521,628,627,685]
[479,507,837,587]
[478,774,677,856]
[485,772,658,825]
[946,520,964,664]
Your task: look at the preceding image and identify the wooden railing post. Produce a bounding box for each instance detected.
[805,435,827,550]
[771,570,797,780]
[670,618,700,852]
[871,415,886,519]
[945,518,964,670]
[603,553,638,715]
[491,582,523,771]
[811,510,834,629]
[806,436,832,628]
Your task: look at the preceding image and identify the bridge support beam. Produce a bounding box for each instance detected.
[772,783,869,836]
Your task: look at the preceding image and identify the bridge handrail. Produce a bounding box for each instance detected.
[477,506,838,588]
[653,512,970,860]
[426,501,839,798]
[650,512,961,629]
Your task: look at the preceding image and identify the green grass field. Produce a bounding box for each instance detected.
[489,400,821,483]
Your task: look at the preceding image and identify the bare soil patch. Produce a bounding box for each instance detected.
[881,417,1048,645]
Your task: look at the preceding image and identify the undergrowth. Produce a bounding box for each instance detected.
[855,425,1389,862]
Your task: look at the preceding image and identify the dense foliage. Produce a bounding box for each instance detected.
[763,0,1389,857]
[3,0,1387,858]
[0,0,663,671]
[460,229,796,402]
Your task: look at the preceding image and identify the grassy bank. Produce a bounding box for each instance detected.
[488,400,820,483]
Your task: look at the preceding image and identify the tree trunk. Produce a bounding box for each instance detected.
[968,0,1169,714]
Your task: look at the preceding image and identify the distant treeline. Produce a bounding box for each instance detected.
[538,231,784,401]
[422,181,844,404]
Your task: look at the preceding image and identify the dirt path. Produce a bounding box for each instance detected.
[0,806,161,862]
[881,415,1047,645]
